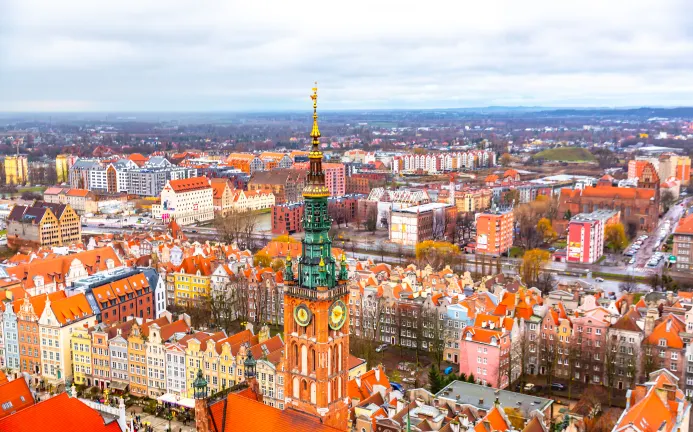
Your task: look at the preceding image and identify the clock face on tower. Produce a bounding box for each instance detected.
[328,300,347,330]
[293,303,312,327]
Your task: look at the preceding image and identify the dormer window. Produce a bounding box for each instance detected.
[659,339,667,347]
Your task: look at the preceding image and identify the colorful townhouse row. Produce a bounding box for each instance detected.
[347,259,693,398]
[69,317,288,409]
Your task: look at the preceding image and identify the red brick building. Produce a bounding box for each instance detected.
[328,195,362,226]
[556,183,658,234]
[90,272,154,325]
[346,176,370,194]
[271,203,304,235]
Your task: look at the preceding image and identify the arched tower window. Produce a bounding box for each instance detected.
[301,345,308,375]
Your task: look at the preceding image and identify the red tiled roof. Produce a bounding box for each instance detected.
[0,378,34,420]
[0,393,121,432]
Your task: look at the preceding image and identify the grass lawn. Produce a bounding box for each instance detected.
[509,246,525,258]
[532,147,596,162]
[18,186,47,193]
[552,240,567,249]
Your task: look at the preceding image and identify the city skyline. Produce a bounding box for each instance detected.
[2,0,693,112]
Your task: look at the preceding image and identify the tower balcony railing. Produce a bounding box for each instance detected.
[286,284,349,300]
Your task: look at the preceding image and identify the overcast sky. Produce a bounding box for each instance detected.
[2,0,693,112]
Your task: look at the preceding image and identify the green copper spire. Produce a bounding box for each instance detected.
[298,85,337,290]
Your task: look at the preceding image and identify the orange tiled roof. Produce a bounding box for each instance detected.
[0,393,121,432]
[66,189,91,197]
[48,293,93,325]
[92,273,150,306]
[5,247,122,290]
[645,315,685,349]
[211,182,228,199]
[347,365,390,400]
[616,371,688,432]
[474,406,510,432]
[462,326,503,345]
[208,391,340,432]
[168,176,210,193]
[675,215,693,235]
[0,377,34,420]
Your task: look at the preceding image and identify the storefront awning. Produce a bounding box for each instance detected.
[156,393,195,409]
[110,381,129,391]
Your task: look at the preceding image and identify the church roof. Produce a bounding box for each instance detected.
[208,392,341,432]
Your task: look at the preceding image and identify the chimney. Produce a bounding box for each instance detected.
[375,367,381,382]
[479,398,484,405]
[666,320,672,332]
[655,387,669,405]
[450,420,461,432]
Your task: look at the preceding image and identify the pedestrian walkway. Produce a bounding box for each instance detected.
[126,407,196,432]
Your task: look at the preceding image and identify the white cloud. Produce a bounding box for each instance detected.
[1,0,693,111]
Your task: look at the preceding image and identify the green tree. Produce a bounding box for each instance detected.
[536,218,557,243]
[428,366,444,394]
[467,373,476,383]
[605,223,628,253]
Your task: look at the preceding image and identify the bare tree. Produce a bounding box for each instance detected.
[603,335,619,407]
[559,334,578,400]
[535,272,556,296]
[619,276,638,293]
[214,210,259,250]
[230,275,250,323]
[512,325,533,390]
[641,345,656,381]
[539,334,558,394]
[422,307,446,369]
[207,287,237,333]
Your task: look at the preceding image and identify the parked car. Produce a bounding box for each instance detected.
[551,383,566,391]
[523,383,536,392]
[375,344,388,353]
[595,277,604,282]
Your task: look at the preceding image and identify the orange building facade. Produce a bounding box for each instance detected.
[475,209,514,256]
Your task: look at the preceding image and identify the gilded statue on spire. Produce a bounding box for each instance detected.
[310,82,321,148]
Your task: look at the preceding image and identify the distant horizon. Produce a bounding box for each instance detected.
[2,105,693,117]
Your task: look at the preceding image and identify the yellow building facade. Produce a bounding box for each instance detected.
[5,155,28,185]
[173,273,211,307]
[127,324,148,396]
[71,326,93,386]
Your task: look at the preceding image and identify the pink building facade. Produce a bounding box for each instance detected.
[293,162,345,197]
[459,326,511,388]
[567,210,619,264]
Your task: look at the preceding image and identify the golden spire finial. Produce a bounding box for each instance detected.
[310,82,320,147]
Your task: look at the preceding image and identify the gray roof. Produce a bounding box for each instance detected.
[436,381,553,414]
[145,156,171,168]
[71,159,102,169]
